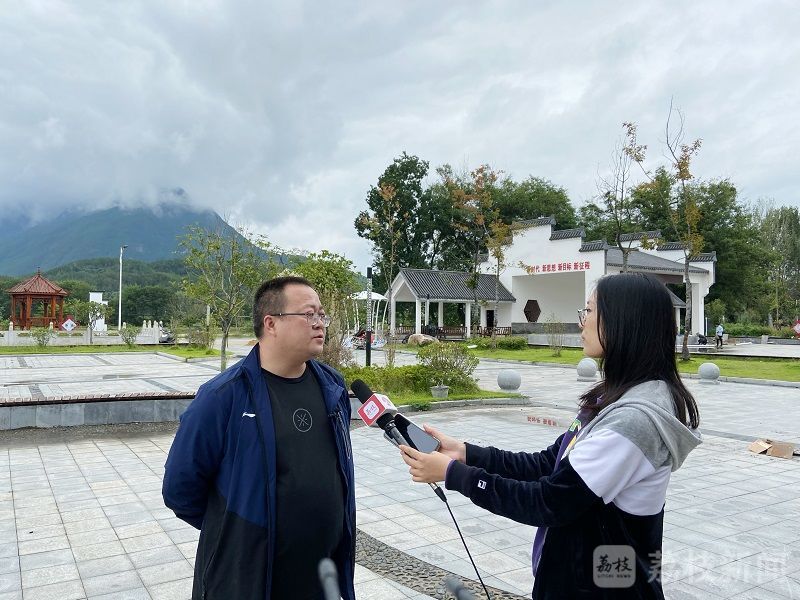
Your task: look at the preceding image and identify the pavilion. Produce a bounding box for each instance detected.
[7,270,68,330]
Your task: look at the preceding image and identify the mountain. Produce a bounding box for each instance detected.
[44,257,187,292]
[0,205,236,275]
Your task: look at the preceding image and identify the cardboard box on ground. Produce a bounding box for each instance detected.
[748,439,798,459]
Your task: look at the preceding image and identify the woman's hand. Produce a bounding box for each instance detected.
[422,424,466,463]
[400,445,453,484]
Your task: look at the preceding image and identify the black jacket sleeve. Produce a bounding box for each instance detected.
[464,433,565,482]
[445,455,600,528]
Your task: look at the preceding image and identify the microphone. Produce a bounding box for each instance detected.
[351,379,446,502]
[318,558,340,600]
[351,380,404,445]
[445,576,476,599]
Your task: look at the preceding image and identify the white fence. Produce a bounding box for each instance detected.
[0,322,161,347]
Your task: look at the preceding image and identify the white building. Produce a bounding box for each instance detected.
[386,217,716,336]
[89,292,109,332]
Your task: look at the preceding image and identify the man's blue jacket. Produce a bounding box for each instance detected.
[162,345,356,600]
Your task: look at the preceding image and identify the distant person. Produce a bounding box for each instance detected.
[697,332,708,345]
[400,273,702,598]
[163,276,356,600]
[716,323,724,349]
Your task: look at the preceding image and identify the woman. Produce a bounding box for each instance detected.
[400,273,701,599]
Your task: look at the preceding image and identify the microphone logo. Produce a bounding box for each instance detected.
[356,393,396,426]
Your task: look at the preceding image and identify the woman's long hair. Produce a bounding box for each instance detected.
[579,273,700,428]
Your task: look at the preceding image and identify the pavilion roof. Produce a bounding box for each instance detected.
[7,271,68,296]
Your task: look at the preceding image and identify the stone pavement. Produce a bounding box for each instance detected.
[0,354,216,403]
[354,349,800,445]
[2,403,800,599]
[0,345,799,598]
[0,426,434,600]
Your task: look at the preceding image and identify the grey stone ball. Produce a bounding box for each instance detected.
[698,362,720,384]
[577,358,598,381]
[497,369,522,391]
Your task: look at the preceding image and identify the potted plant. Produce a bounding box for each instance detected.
[430,381,450,399]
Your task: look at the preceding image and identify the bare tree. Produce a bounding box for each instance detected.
[597,123,659,272]
[627,102,703,361]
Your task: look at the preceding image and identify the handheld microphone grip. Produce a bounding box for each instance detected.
[318,558,340,600]
[445,575,476,599]
[351,379,446,502]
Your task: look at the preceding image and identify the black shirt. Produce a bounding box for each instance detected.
[262,365,345,600]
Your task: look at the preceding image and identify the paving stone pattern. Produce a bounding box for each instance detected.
[1,402,799,599]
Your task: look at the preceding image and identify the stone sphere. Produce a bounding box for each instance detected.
[698,362,720,384]
[577,358,598,381]
[497,369,522,391]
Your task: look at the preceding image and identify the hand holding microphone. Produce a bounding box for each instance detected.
[351,379,447,501]
[400,443,452,484]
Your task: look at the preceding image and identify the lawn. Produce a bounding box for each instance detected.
[0,345,223,359]
[403,345,800,382]
[392,389,522,410]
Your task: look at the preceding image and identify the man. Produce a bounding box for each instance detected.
[163,276,355,600]
[716,322,724,349]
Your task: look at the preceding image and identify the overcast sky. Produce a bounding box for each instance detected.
[2,1,798,271]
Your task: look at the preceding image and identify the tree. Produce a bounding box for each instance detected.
[65,299,109,344]
[57,279,93,304]
[626,105,703,360]
[121,285,175,324]
[356,181,404,334]
[757,204,800,325]
[441,164,511,342]
[494,176,578,230]
[355,152,433,292]
[180,224,278,371]
[293,250,360,368]
[595,122,659,272]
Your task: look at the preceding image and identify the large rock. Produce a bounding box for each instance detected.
[408,333,438,347]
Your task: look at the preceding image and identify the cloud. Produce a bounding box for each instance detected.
[1,0,798,269]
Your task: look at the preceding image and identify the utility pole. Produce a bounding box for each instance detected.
[118,244,128,330]
[366,267,372,367]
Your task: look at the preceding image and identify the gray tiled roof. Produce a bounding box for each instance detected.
[549,228,585,241]
[580,240,613,252]
[606,249,707,274]
[666,288,686,308]
[618,230,661,242]
[694,252,717,262]
[512,216,556,229]
[657,241,686,251]
[398,268,515,302]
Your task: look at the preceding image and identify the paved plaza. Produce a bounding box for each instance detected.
[0,345,798,598]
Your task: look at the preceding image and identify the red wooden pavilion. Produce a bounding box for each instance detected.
[7,269,69,330]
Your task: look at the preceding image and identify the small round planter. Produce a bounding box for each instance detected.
[430,385,450,399]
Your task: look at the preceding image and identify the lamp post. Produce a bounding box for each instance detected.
[365,267,372,367]
[118,244,128,330]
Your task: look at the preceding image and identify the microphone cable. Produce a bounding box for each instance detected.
[433,486,492,599]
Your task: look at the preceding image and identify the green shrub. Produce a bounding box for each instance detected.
[776,327,799,339]
[31,327,56,348]
[187,325,216,349]
[497,336,527,350]
[417,343,479,388]
[120,326,140,348]
[723,323,773,337]
[468,336,527,350]
[341,364,479,396]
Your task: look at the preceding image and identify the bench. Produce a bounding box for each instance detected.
[436,326,467,341]
[477,326,512,337]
